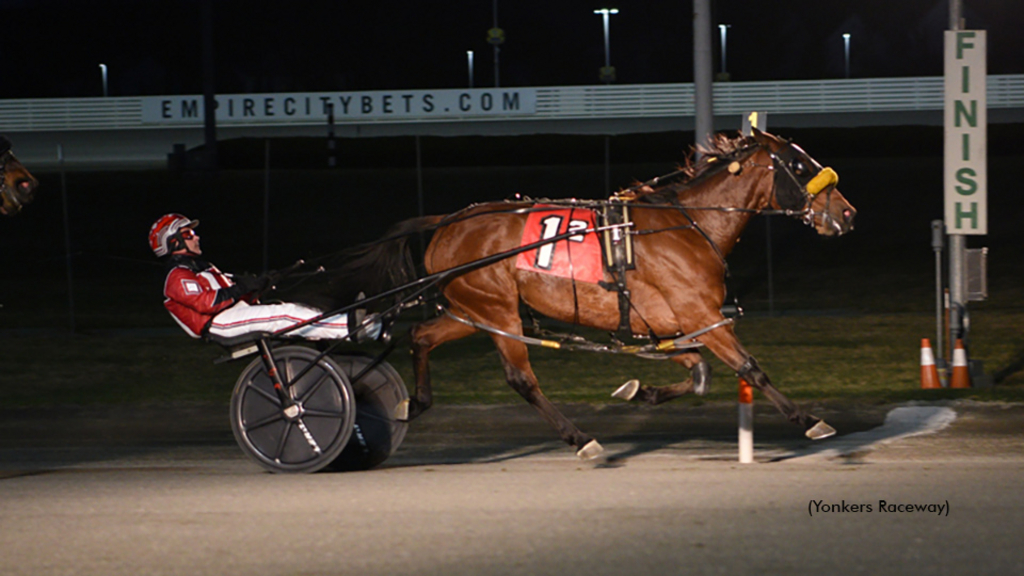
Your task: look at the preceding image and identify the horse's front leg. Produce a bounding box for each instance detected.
[612,352,712,404]
[698,322,836,440]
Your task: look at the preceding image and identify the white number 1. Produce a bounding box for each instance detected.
[534,215,587,270]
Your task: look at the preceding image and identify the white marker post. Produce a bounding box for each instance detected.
[738,378,754,463]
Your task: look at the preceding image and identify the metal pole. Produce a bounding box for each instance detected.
[99,64,108,97]
[201,0,218,170]
[932,220,946,368]
[263,139,271,274]
[415,135,424,219]
[604,135,611,194]
[601,11,612,68]
[843,34,851,78]
[718,25,728,75]
[59,144,76,333]
[949,0,963,29]
[326,103,336,168]
[493,0,500,88]
[415,134,428,318]
[467,51,474,88]
[693,0,714,155]
[765,216,775,316]
[947,0,965,348]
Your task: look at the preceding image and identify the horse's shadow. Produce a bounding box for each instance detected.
[769,405,957,462]
[384,405,958,470]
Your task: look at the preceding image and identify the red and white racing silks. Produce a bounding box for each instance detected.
[208,301,351,341]
[162,255,355,342]
[163,257,240,338]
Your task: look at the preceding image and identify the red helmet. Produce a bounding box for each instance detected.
[148,213,198,256]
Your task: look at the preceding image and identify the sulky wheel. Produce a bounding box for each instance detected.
[230,346,356,473]
[328,354,409,471]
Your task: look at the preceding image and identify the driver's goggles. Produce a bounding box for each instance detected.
[179,227,198,240]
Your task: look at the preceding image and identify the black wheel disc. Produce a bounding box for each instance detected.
[329,354,409,471]
[230,346,355,473]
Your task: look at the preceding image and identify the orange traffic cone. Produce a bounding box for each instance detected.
[920,338,942,389]
[950,339,971,388]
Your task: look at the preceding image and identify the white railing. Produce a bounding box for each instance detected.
[2,75,1022,132]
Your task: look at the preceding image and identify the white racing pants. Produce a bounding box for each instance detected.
[209,301,378,341]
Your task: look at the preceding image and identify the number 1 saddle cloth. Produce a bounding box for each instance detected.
[514,204,603,284]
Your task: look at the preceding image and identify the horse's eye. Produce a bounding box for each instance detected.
[791,160,807,176]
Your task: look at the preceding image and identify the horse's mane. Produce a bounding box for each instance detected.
[626,132,758,203]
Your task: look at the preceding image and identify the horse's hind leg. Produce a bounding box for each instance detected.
[491,335,603,459]
[612,352,711,405]
[401,314,478,421]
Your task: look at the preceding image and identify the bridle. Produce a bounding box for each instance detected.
[764,141,841,231]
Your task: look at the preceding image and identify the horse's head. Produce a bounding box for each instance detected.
[0,136,39,217]
[752,129,856,237]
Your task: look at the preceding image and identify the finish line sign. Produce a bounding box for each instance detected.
[142,88,537,124]
[944,30,987,235]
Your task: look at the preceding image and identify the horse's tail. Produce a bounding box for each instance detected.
[337,215,445,296]
[277,215,446,312]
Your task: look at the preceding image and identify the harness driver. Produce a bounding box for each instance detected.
[149,213,380,344]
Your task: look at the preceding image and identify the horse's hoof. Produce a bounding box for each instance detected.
[693,380,708,396]
[576,439,604,460]
[611,379,640,401]
[805,420,836,440]
[394,399,410,422]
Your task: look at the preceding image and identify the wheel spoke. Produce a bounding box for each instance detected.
[243,411,284,432]
[302,408,345,419]
[296,372,331,404]
[246,381,282,406]
[273,422,293,461]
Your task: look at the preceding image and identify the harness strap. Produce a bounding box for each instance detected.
[443,307,739,360]
[597,202,636,340]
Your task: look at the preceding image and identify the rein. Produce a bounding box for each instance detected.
[306,135,839,291]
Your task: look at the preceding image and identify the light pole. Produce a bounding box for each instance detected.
[718,24,730,79]
[467,50,474,88]
[843,33,851,78]
[594,8,619,83]
[99,63,108,97]
[487,0,503,87]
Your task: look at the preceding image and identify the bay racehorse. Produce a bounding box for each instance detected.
[333,129,856,459]
[0,136,39,217]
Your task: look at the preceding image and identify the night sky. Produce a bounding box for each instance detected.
[1,0,1021,99]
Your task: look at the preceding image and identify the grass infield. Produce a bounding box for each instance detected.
[2,309,1022,409]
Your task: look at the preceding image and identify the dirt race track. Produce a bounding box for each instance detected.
[2,400,1023,576]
